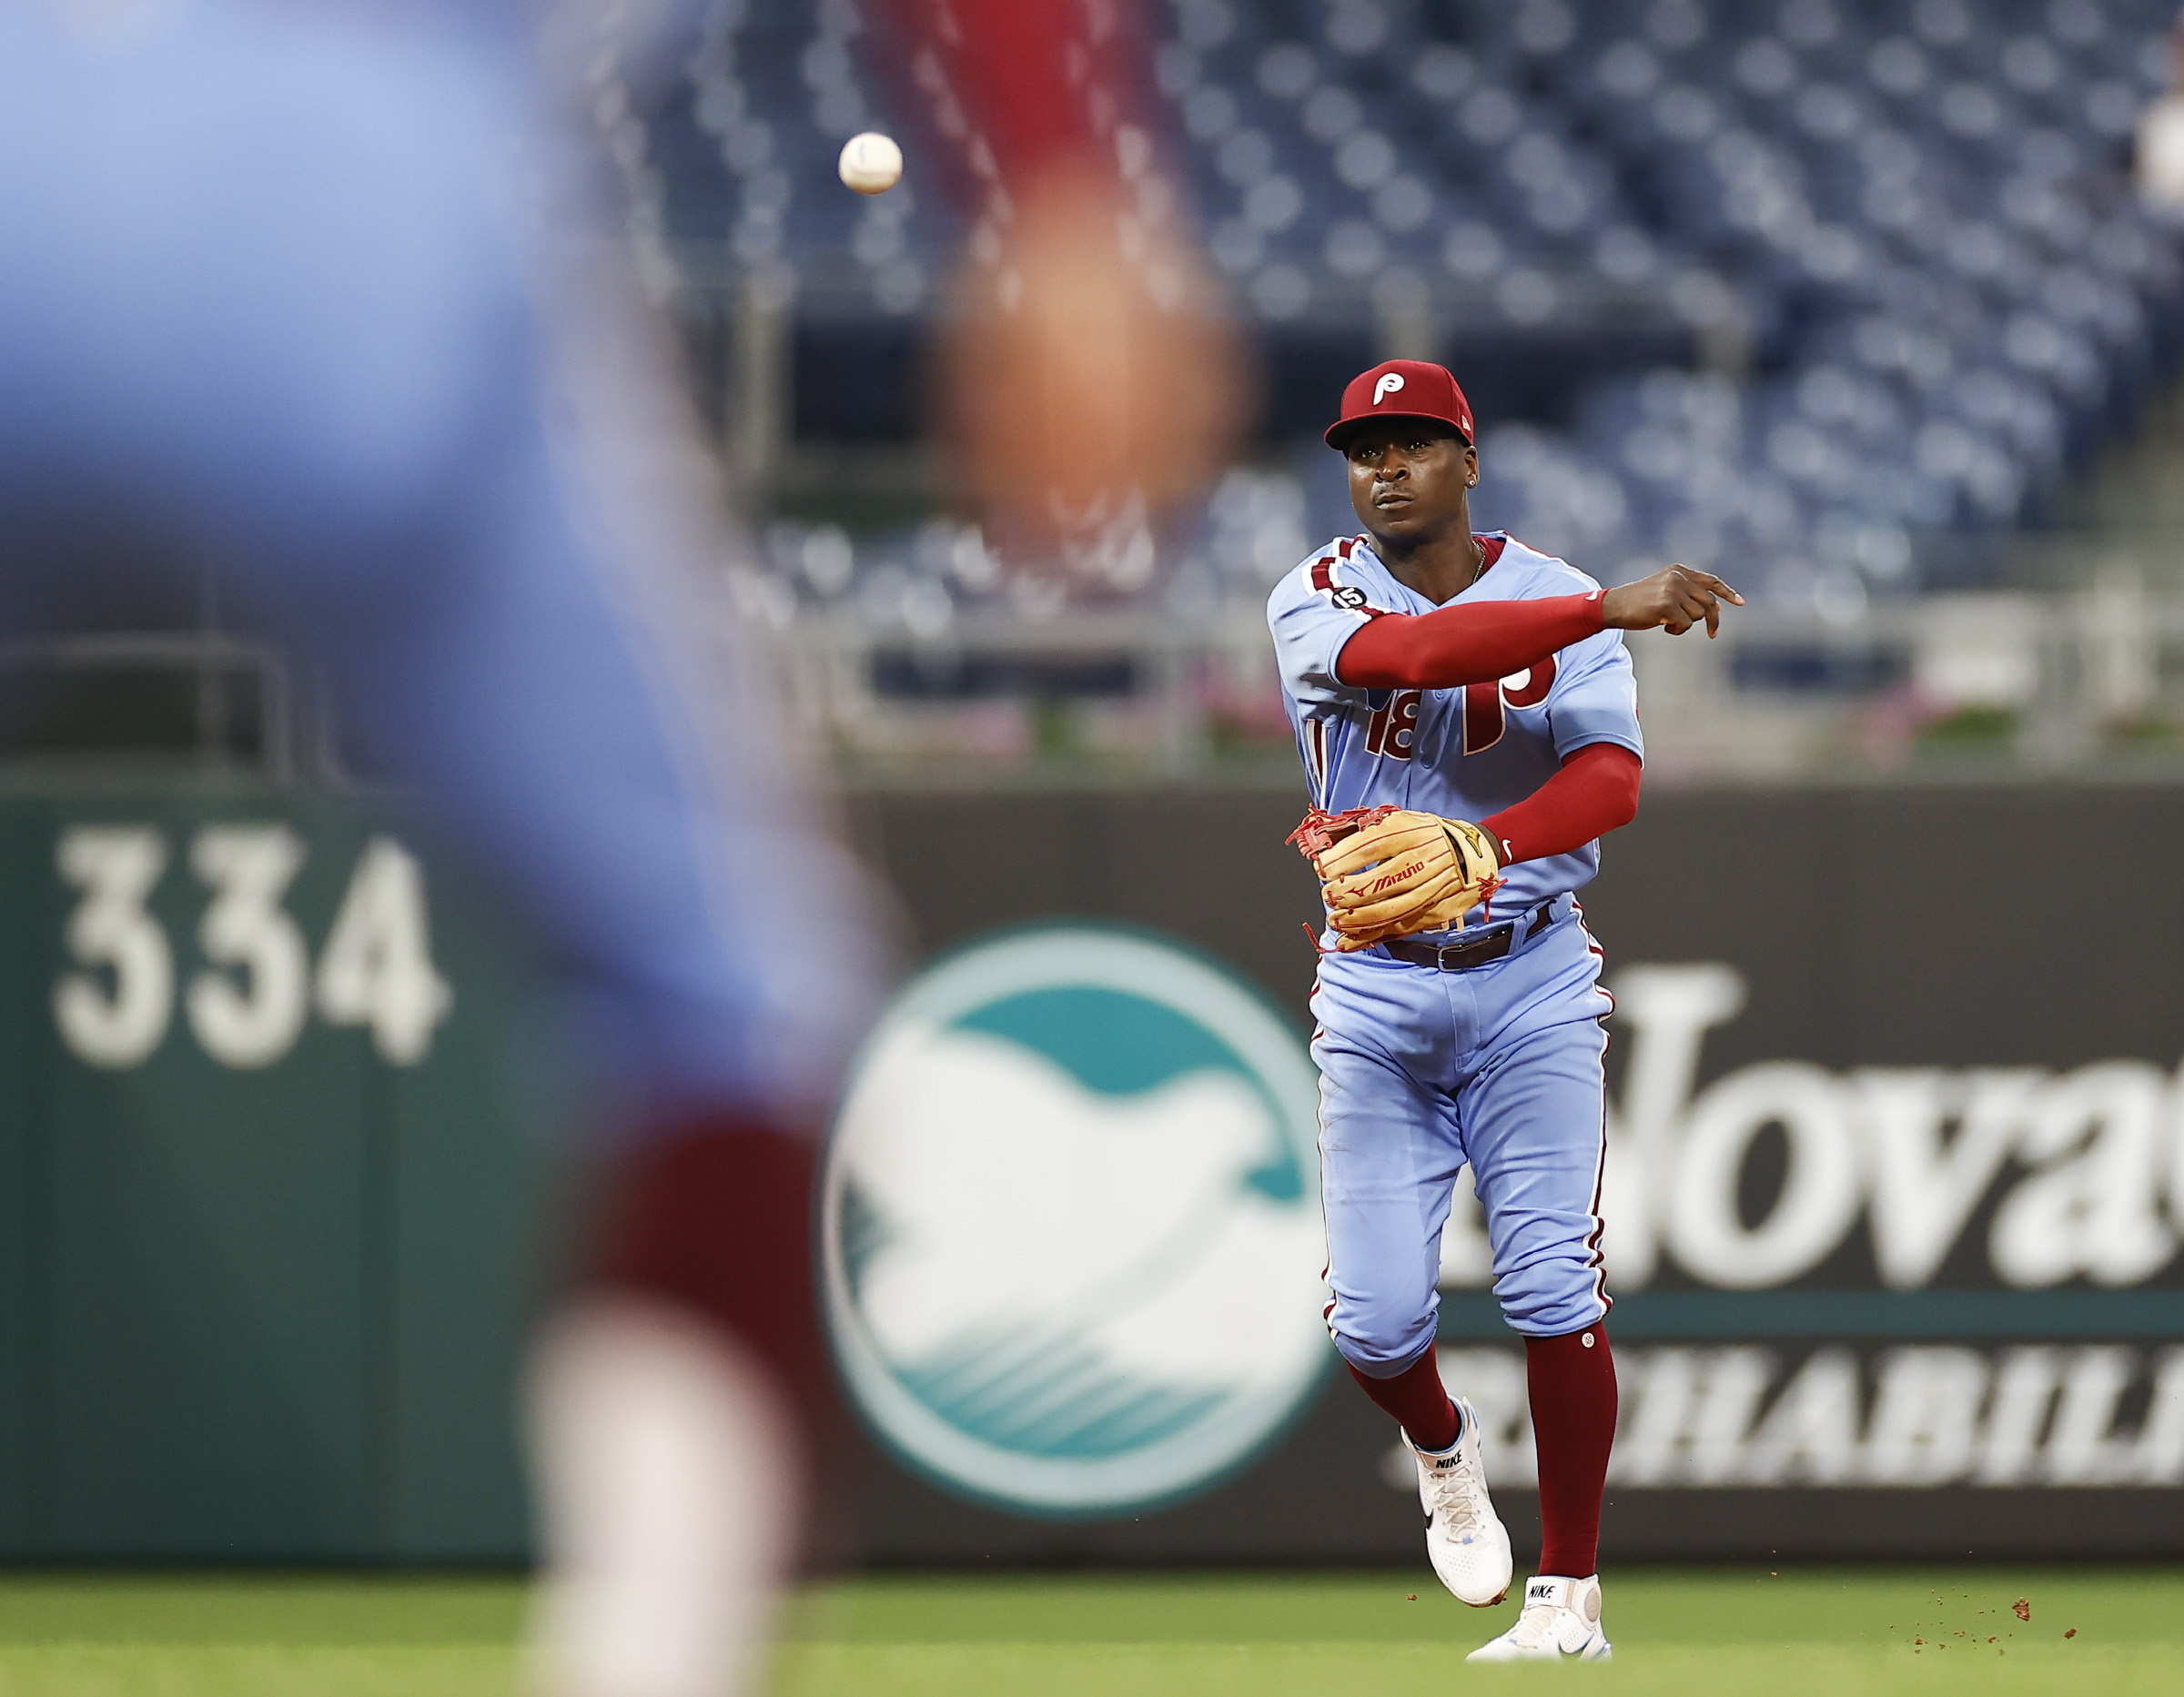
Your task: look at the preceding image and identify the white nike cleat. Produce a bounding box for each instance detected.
[1465,1573,1613,1662]
[1408,1397,1512,1607]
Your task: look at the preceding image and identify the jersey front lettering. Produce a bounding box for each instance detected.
[1364,689,1421,759]
[1463,655,1557,756]
[1360,662,1560,763]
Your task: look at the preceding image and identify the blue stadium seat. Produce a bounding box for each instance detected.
[634,0,2184,614]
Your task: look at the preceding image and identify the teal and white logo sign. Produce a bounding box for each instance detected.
[823,924,1330,1517]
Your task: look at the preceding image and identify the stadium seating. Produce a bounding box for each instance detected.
[644,1,2184,620]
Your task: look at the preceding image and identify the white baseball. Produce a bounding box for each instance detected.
[838,131,904,196]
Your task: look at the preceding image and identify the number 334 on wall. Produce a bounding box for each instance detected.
[53,824,453,1072]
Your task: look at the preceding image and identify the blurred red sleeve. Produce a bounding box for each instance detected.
[1480,743,1642,864]
[869,0,1156,201]
[864,2,1238,533]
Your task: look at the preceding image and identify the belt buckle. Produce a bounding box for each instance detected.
[1405,919,1515,971]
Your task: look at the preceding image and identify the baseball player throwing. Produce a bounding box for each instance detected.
[1268,360,1740,1662]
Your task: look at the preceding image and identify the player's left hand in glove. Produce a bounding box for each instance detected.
[1289,805,1502,953]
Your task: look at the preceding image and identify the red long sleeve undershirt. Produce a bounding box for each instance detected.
[1479,742,1643,865]
[1334,591,1607,691]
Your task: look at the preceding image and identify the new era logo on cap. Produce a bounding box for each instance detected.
[1327,359,1475,450]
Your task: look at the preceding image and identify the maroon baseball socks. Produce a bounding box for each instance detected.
[1526,1322,1618,1578]
[1350,1323,1616,1574]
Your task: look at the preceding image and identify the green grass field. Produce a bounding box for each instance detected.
[0,1567,2170,1695]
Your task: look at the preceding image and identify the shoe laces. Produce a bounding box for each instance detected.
[1419,1444,1483,1533]
[1502,1597,1562,1651]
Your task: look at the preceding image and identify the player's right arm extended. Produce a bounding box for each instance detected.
[1334,594,1606,690]
[1335,564,1744,689]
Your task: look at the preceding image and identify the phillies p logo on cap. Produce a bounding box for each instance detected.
[1327,359,1475,450]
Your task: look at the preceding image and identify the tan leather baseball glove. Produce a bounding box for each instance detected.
[1289,804,1504,953]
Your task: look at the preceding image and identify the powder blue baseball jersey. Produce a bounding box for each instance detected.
[1266,532,1643,928]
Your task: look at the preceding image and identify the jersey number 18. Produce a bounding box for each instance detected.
[1364,657,1558,763]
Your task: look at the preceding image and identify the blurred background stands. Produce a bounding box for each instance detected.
[26,0,2184,788]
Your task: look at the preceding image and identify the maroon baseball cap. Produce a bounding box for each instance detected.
[1325,359,1475,450]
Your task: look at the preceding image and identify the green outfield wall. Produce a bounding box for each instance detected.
[0,779,2177,1563]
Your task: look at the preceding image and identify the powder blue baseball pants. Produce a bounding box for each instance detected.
[1310,903,1613,1375]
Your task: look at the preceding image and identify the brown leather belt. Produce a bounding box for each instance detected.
[1380,902,1558,971]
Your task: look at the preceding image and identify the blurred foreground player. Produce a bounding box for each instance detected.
[0,5,885,1694]
[1269,361,1740,1661]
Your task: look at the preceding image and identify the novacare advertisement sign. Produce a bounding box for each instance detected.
[827,941,2182,1527]
[833,784,2184,1559]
